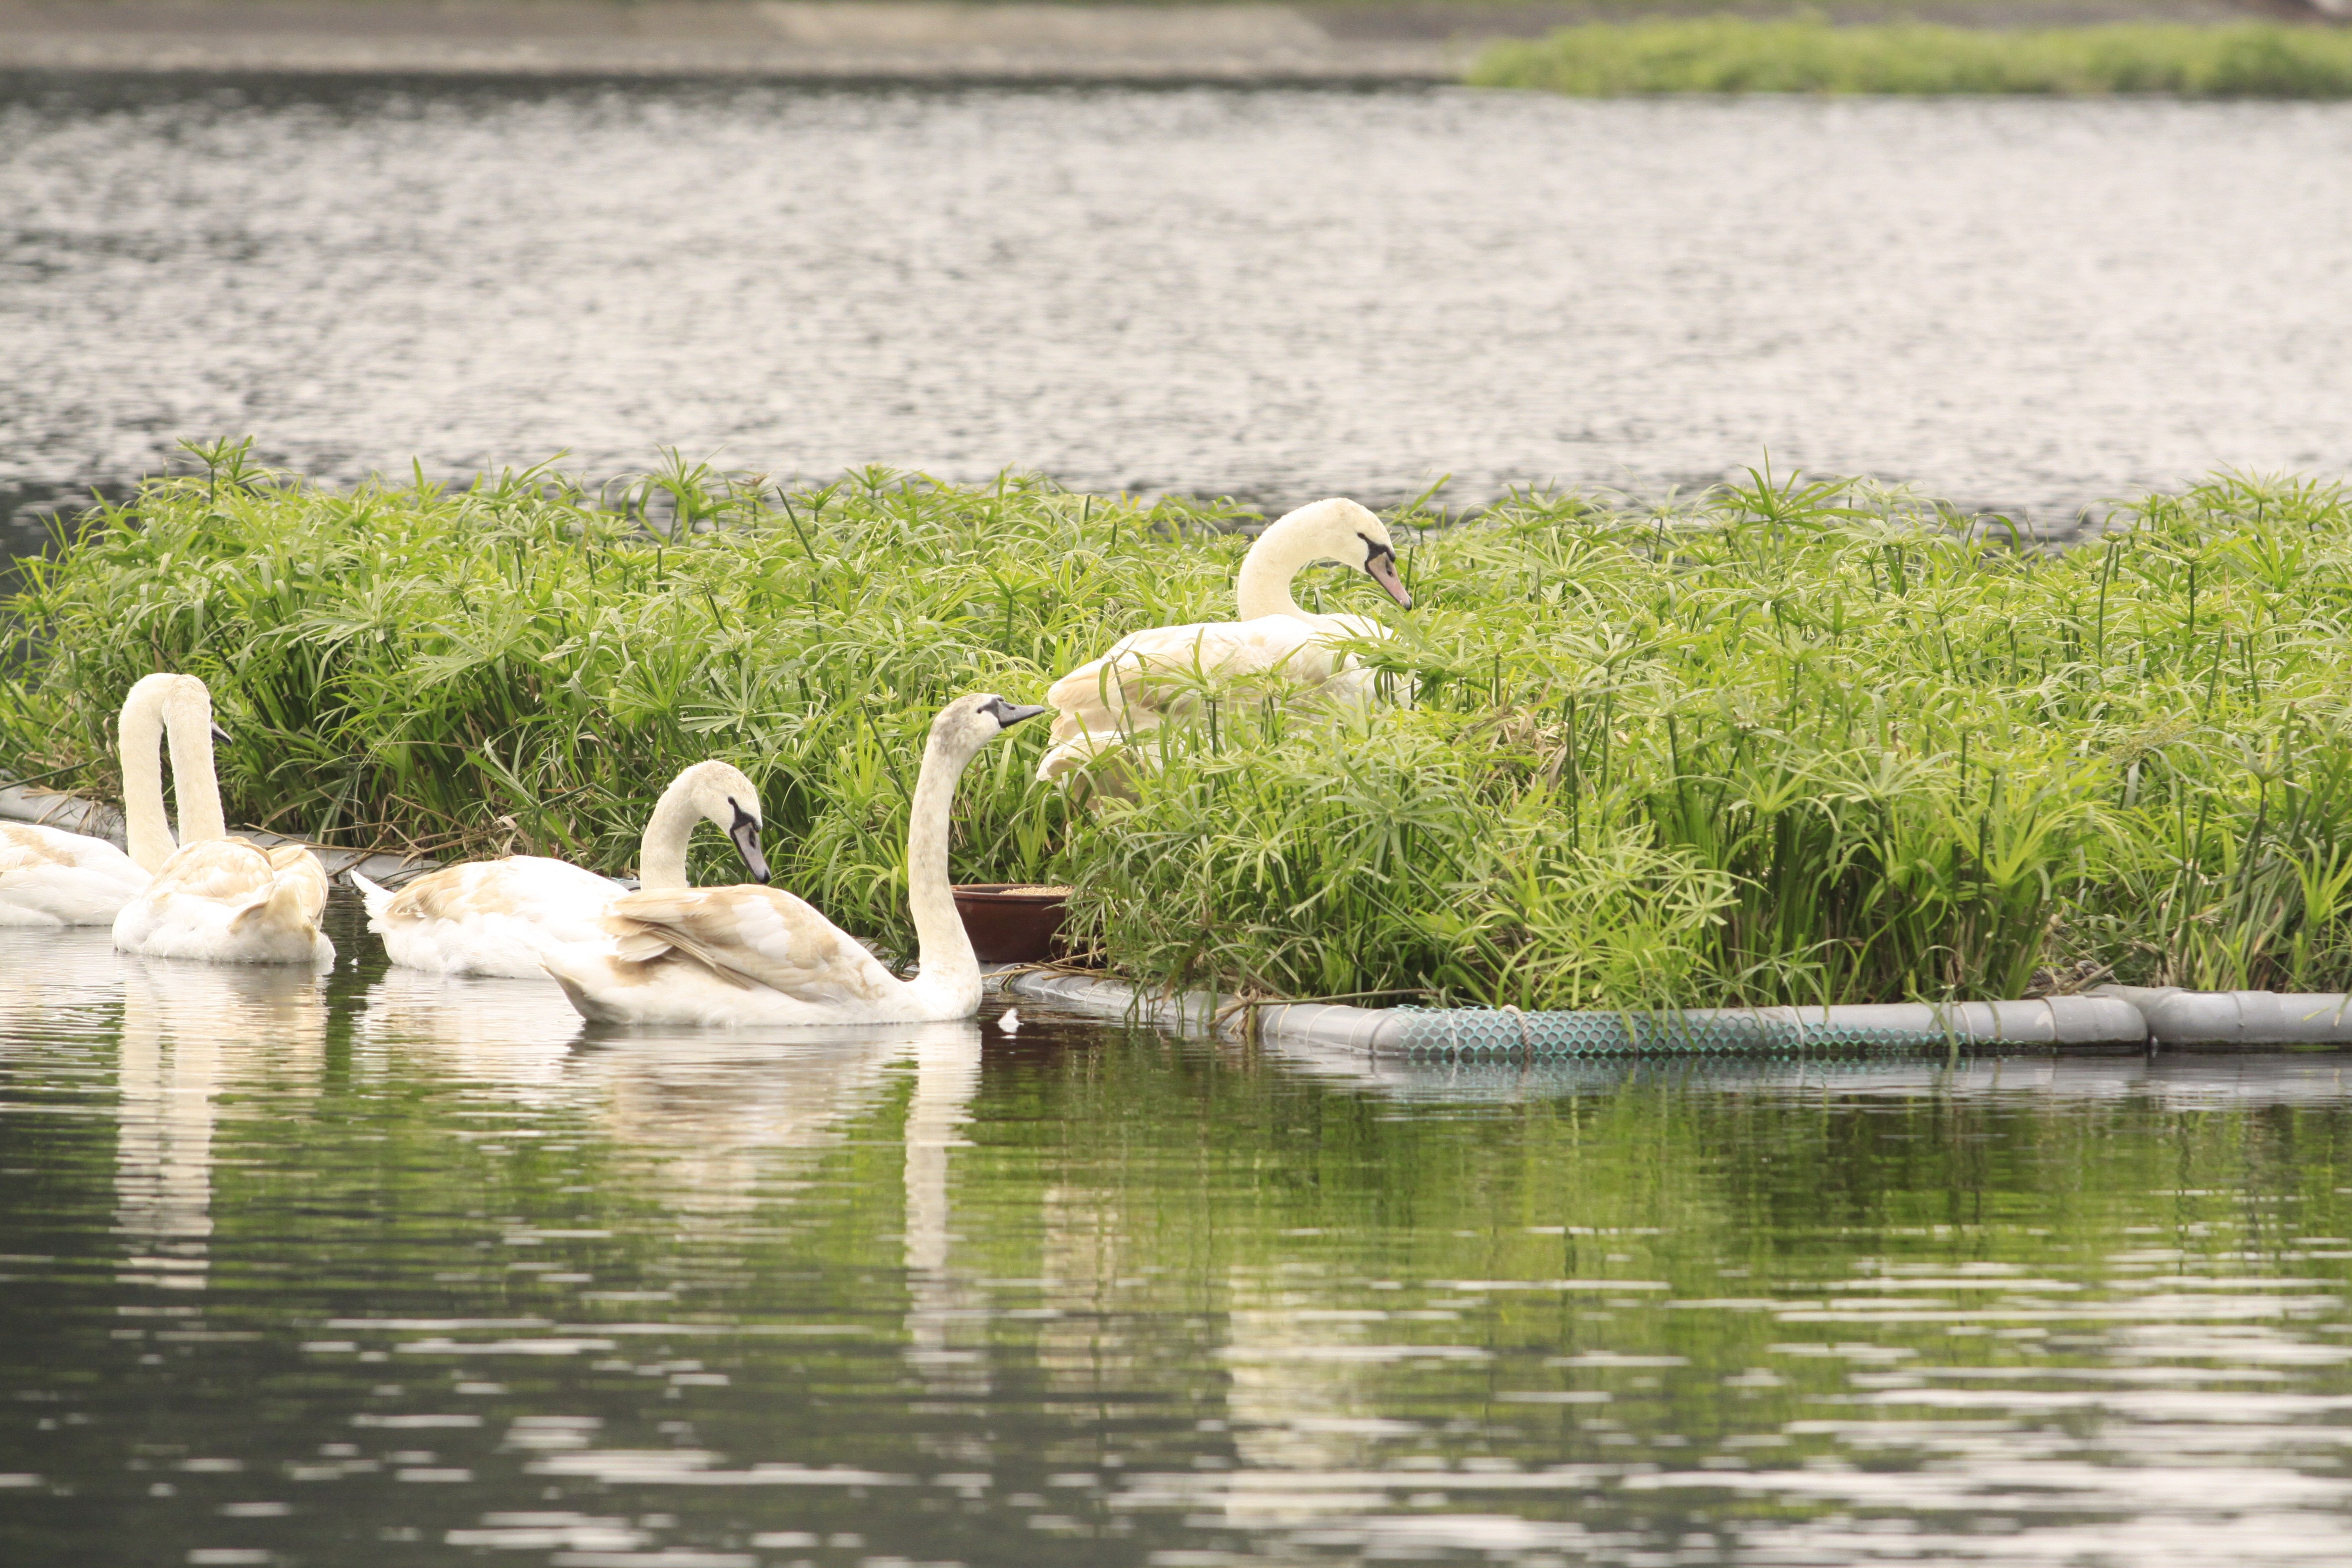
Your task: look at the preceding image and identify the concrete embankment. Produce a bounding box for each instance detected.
[0,0,2291,83]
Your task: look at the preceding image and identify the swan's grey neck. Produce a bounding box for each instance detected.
[119,680,226,873]
[638,774,703,890]
[903,729,981,1011]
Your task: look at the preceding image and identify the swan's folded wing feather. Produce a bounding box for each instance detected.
[261,843,331,924]
[600,886,903,1006]
[0,824,79,873]
[148,839,276,902]
[1046,615,1348,741]
[385,856,622,934]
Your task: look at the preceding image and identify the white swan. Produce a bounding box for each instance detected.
[350,760,769,980]
[540,694,1044,1028]
[110,674,333,968]
[0,821,150,927]
[0,676,225,925]
[1037,496,1413,783]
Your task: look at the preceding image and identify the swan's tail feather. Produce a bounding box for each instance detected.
[349,870,396,926]
[227,875,309,937]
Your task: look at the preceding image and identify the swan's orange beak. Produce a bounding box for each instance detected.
[1365,542,1413,610]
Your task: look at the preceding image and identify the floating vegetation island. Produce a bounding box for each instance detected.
[1472,19,2352,98]
[4,446,2351,1011]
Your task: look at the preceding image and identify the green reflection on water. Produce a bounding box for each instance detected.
[4,902,2352,1567]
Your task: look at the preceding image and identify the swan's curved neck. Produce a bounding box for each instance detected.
[120,683,226,873]
[637,775,702,891]
[1234,520,1328,621]
[903,731,980,1011]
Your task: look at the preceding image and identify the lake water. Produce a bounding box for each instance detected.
[2,79,2350,564]
[8,895,2352,1566]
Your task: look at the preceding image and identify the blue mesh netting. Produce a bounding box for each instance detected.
[1379,1008,1969,1061]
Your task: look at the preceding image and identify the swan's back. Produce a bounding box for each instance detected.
[1046,615,1360,741]
[1039,613,1395,783]
[364,856,627,978]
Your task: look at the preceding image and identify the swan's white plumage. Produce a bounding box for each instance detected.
[1040,611,1386,778]
[356,760,766,979]
[108,673,335,967]
[355,857,626,980]
[112,837,334,968]
[543,884,918,1028]
[1037,497,1410,784]
[541,694,1039,1029]
[0,822,151,927]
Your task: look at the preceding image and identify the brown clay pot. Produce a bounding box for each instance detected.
[952,884,1071,964]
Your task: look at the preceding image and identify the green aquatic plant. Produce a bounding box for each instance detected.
[5,448,2352,1006]
[1470,19,2352,98]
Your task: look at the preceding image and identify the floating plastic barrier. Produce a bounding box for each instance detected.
[2091,985,2352,1049]
[1005,972,2153,1060]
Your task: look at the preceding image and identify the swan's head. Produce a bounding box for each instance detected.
[933,693,1049,759]
[1264,497,1413,611]
[122,672,218,735]
[669,760,770,884]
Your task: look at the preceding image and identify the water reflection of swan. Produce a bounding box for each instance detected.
[559,1024,971,1221]
[904,1025,987,1395]
[0,928,132,1034]
[354,967,582,1103]
[114,956,326,1289]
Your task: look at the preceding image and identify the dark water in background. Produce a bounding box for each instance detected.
[9,896,2352,1566]
[3,79,2352,566]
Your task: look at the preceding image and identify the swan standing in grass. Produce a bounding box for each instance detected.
[0,682,196,926]
[110,674,334,967]
[541,694,1044,1028]
[351,761,770,980]
[1036,496,1414,784]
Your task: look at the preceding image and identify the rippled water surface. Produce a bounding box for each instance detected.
[3,80,2350,560]
[8,898,2352,1566]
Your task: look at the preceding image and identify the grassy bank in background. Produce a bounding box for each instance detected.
[6,447,2352,1010]
[1471,19,2352,95]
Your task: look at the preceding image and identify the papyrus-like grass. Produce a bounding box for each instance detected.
[1471,19,2352,97]
[6,444,2350,1008]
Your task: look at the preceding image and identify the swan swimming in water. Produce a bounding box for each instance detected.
[0,680,206,927]
[351,760,769,980]
[110,674,334,967]
[540,694,1044,1028]
[1036,496,1413,784]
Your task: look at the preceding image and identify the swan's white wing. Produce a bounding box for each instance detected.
[367,856,628,977]
[381,857,623,942]
[600,885,904,1007]
[262,843,331,925]
[1046,615,1351,742]
[0,822,149,926]
[1041,614,1389,783]
[146,838,278,903]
